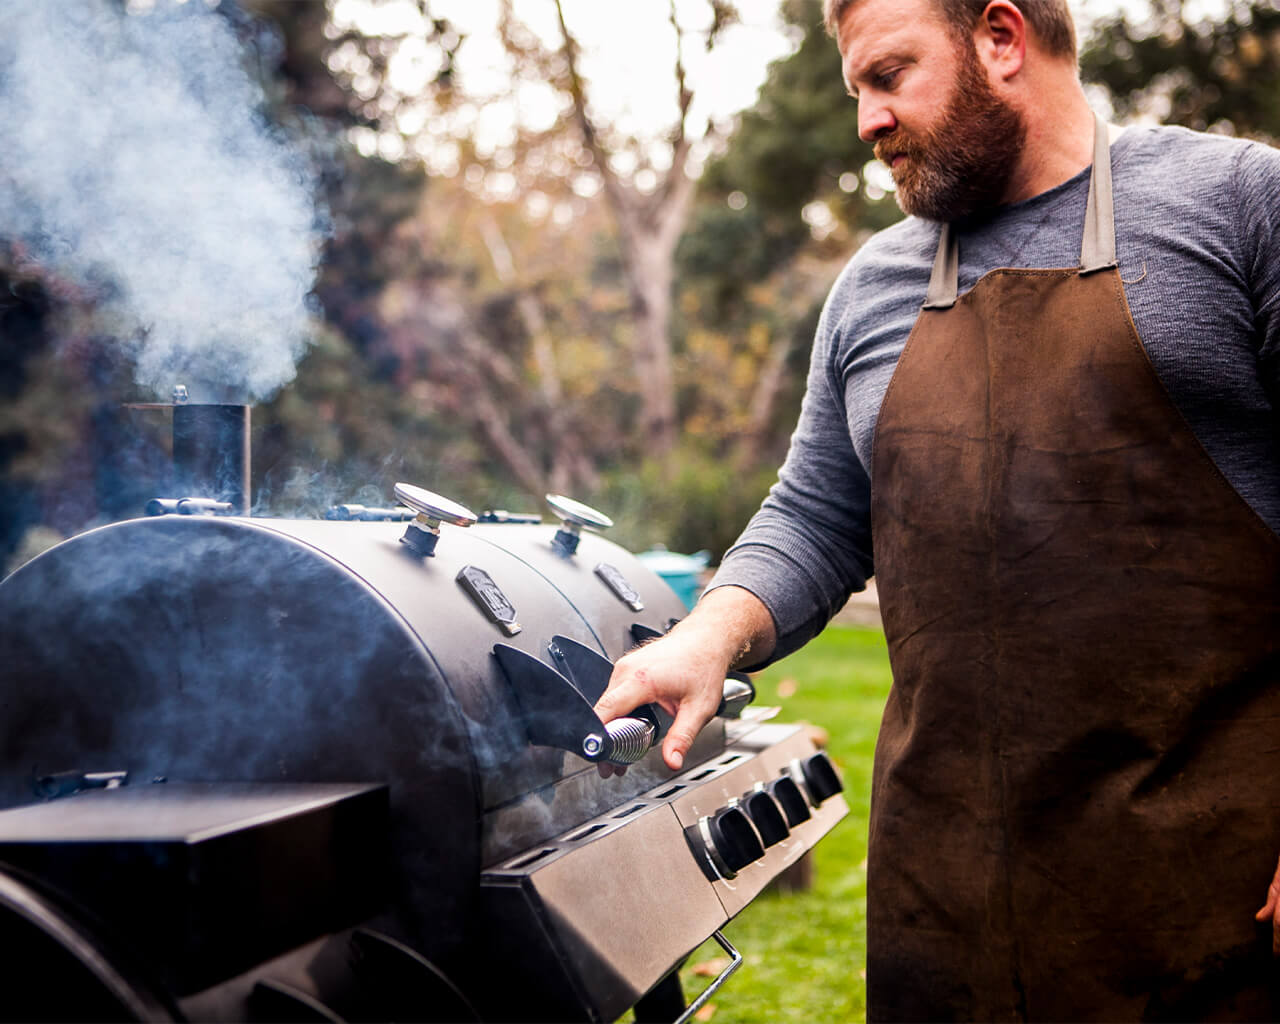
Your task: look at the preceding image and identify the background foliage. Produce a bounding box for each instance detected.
[4,0,1280,574]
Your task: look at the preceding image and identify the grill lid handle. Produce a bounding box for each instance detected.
[493,644,656,765]
[717,676,755,719]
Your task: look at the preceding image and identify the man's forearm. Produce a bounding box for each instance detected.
[684,583,778,669]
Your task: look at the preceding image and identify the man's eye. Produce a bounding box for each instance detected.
[876,68,902,89]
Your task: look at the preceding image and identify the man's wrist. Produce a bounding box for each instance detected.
[679,584,777,668]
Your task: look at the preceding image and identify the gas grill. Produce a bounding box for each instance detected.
[0,403,846,1023]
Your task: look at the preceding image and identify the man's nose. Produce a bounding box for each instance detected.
[858,101,896,143]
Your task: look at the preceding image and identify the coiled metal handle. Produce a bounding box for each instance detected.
[603,716,655,764]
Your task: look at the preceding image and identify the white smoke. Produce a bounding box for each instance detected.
[0,0,325,402]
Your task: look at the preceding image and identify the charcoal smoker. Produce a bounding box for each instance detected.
[0,395,847,1022]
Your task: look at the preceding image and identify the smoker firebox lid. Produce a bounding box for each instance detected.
[0,782,388,995]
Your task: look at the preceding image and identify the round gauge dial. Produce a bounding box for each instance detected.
[393,483,477,526]
[545,494,613,530]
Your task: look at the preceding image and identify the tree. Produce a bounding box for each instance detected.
[675,0,900,463]
[248,1,686,490]
[334,0,765,461]
[1082,1,1280,141]
[543,0,712,455]
[698,0,900,245]
[288,0,788,473]
[244,2,595,500]
[4,0,880,561]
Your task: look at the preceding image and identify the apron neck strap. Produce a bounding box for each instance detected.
[923,112,1117,311]
[1079,112,1118,275]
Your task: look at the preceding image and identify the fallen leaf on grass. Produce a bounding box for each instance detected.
[695,1004,717,1021]
[801,722,830,748]
[692,957,730,977]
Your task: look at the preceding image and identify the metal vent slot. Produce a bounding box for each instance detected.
[611,804,645,820]
[506,848,558,870]
[567,824,608,842]
[687,769,717,781]
[653,785,685,799]
[718,754,747,766]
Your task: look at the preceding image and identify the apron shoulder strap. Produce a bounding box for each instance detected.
[921,112,1117,310]
[922,222,958,310]
[1080,112,1118,274]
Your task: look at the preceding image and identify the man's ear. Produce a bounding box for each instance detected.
[974,0,1027,82]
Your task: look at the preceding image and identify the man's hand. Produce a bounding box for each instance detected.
[1255,853,1280,953]
[592,585,776,773]
[595,629,731,773]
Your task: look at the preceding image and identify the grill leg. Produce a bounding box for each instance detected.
[633,970,686,1023]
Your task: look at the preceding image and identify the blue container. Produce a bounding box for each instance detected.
[636,547,710,611]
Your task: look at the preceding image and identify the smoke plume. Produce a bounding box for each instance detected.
[0,0,325,402]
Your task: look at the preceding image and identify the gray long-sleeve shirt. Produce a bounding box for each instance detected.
[710,125,1280,663]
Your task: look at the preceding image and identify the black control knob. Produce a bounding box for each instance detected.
[800,752,843,804]
[743,788,789,847]
[710,805,764,873]
[768,776,811,827]
[684,805,766,881]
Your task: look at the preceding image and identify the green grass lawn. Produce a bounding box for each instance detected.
[665,625,892,1024]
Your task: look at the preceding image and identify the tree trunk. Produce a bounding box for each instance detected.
[478,214,589,494]
[551,0,706,459]
[627,228,678,454]
[734,333,796,466]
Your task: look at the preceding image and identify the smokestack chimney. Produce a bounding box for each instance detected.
[171,387,251,514]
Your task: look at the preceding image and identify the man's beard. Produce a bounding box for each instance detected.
[875,41,1026,222]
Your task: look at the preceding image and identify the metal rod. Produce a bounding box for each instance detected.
[673,931,742,1024]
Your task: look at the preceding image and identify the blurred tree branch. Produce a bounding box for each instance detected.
[539,0,731,456]
[1082,0,1280,142]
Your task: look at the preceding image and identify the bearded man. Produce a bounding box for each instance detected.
[595,0,1280,1018]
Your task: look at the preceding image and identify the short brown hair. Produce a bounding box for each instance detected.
[823,0,1077,60]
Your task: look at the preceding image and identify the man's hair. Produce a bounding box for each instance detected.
[822,0,1077,60]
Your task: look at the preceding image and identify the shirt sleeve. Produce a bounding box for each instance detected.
[1235,141,1280,414]
[706,278,875,666]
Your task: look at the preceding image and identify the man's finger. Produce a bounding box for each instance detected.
[660,733,686,772]
[662,701,715,772]
[594,679,647,724]
[1257,860,1280,921]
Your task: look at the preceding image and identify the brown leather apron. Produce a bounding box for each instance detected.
[867,116,1280,1021]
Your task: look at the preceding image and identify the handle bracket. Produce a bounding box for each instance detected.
[672,931,742,1024]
